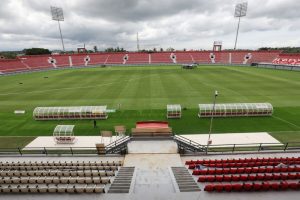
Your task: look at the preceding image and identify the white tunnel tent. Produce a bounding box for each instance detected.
[53,125,76,144]
[167,104,181,119]
[33,106,108,120]
[198,103,273,117]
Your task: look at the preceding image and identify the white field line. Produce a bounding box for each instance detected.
[269,131,300,133]
[0,74,158,96]
[272,115,300,129]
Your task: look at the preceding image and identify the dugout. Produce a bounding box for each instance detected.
[167,104,182,119]
[33,106,108,120]
[198,103,273,117]
[53,125,76,144]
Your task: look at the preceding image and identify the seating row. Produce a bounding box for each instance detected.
[192,166,300,175]
[198,173,300,182]
[189,161,300,169]
[0,170,115,177]
[186,157,300,165]
[0,184,105,193]
[204,181,300,192]
[1,165,118,171]
[0,160,122,167]
[0,176,110,184]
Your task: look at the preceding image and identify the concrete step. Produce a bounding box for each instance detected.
[171,167,200,192]
[108,167,135,193]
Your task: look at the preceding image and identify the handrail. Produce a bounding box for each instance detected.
[174,135,206,149]
[105,136,130,149]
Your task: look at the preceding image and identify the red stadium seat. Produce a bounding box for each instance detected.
[280,181,289,190]
[232,184,243,191]
[204,184,214,192]
[243,183,253,191]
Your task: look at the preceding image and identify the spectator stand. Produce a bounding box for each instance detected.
[53,125,76,144]
[167,104,181,119]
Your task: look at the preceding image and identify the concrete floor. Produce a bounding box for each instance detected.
[1,141,300,200]
[181,132,281,147]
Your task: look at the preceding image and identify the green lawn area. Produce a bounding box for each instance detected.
[0,65,299,144]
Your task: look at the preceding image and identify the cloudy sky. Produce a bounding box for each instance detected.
[0,0,300,51]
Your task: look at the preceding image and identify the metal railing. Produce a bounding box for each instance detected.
[0,136,131,156]
[0,137,299,156]
[204,142,300,155]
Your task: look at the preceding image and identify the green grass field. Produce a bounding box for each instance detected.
[0,65,299,147]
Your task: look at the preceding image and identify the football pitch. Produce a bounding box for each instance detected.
[0,65,299,147]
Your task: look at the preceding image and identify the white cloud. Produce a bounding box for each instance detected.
[0,0,299,51]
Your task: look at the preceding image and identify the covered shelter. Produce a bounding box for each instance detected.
[167,104,182,119]
[53,125,76,144]
[33,106,108,120]
[198,103,273,117]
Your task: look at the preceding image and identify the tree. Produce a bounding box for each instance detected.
[166,47,175,52]
[0,52,17,59]
[24,48,51,55]
[93,46,98,52]
[105,47,126,52]
[160,48,164,52]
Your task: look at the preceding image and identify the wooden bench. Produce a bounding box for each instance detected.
[131,127,172,137]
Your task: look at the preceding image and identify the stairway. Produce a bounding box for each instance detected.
[108,167,135,193]
[171,167,200,192]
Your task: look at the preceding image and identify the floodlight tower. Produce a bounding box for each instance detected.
[234,2,248,50]
[137,32,140,52]
[51,6,65,52]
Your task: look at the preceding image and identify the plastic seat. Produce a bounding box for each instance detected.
[257,174,265,181]
[66,185,75,193]
[280,181,289,190]
[198,176,206,182]
[244,168,252,174]
[286,182,297,190]
[48,184,57,193]
[253,183,262,191]
[237,168,244,174]
[232,184,243,191]
[29,185,39,193]
[270,182,280,190]
[229,168,237,174]
[20,185,29,193]
[11,185,20,193]
[240,175,248,181]
[231,175,240,182]
[223,184,232,192]
[214,184,223,192]
[204,184,214,192]
[280,173,288,180]
[243,183,252,191]
[207,176,216,182]
[261,182,270,191]
[85,184,96,193]
[223,168,230,174]
[248,174,256,181]
[215,175,223,182]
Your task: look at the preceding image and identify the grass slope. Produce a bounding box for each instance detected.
[0,65,299,143]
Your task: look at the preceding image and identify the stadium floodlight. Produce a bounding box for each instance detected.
[207,90,218,149]
[233,2,248,50]
[51,6,65,52]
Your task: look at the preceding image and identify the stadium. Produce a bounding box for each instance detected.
[0,0,299,200]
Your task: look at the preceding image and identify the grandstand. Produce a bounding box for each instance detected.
[1,1,300,200]
[1,50,299,74]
